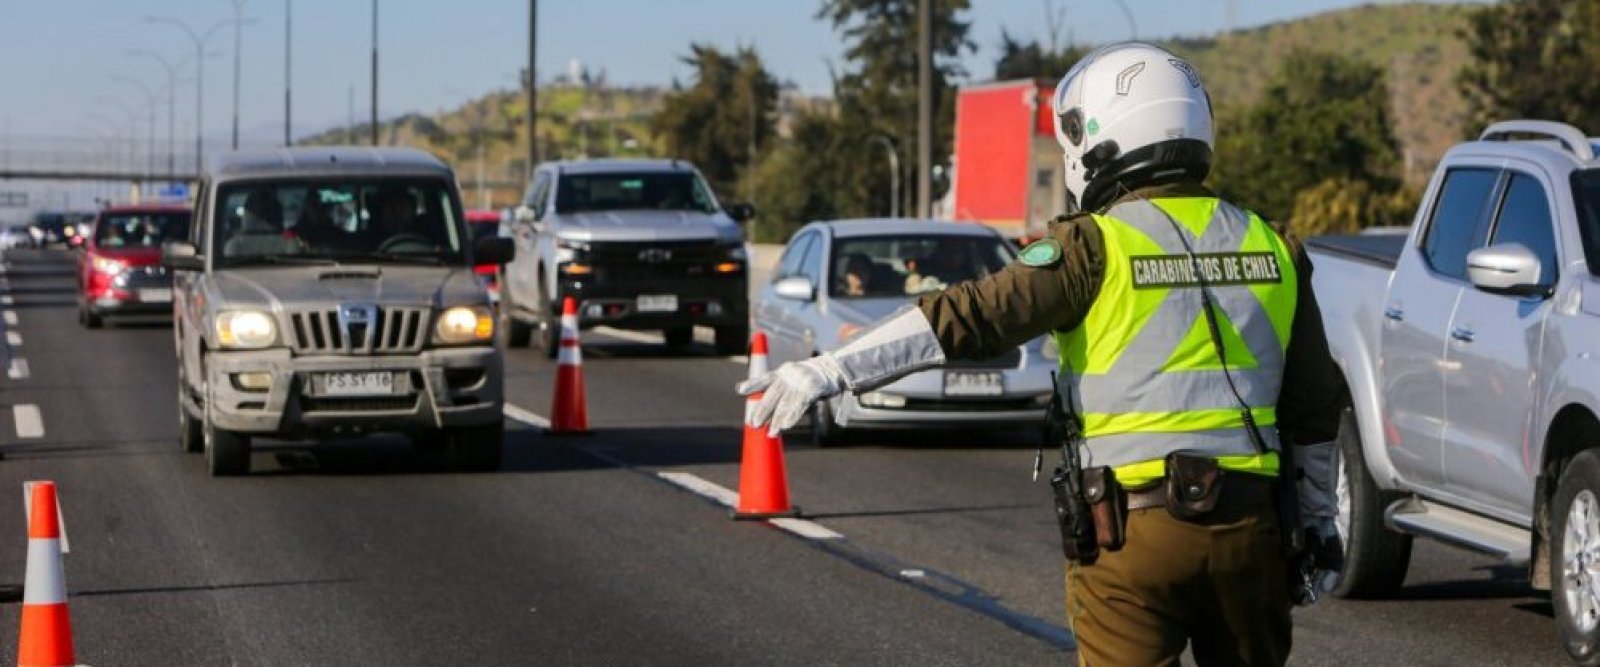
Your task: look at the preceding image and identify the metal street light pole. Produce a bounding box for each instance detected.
[1109,0,1138,40]
[231,0,250,150]
[916,0,932,219]
[527,0,538,173]
[127,50,192,182]
[113,76,160,190]
[284,0,292,146]
[371,0,379,145]
[144,15,231,171]
[869,134,900,218]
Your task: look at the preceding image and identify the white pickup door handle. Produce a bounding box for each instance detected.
[1383,306,1404,322]
[1450,326,1475,343]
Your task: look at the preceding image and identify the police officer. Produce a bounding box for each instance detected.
[741,42,1343,665]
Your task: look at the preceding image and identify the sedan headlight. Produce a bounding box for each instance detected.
[214,310,277,349]
[91,256,127,275]
[434,305,495,345]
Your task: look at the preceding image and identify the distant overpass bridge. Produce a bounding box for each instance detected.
[1,135,198,183]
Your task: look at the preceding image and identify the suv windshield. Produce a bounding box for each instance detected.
[830,234,1014,298]
[96,211,189,249]
[212,180,464,267]
[554,172,717,214]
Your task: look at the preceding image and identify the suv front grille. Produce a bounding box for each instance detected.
[288,307,430,355]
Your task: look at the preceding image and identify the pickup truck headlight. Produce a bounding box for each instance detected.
[214,310,277,349]
[434,305,495,345]
[555,238,589,264]
[724,244,747,261]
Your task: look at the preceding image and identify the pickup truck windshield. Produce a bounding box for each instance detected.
[1570,170,1600,276]
[96,212,189,249]
[212,180,464,267]
[554,172,717,214]
[831,235,1014,298]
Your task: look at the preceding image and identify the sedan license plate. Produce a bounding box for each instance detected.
[944,371,1004,397]
[319,371,395,397]
[138,288,172,303]
[637,294,678,313]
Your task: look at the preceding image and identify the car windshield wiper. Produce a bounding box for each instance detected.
[317,251,448,266]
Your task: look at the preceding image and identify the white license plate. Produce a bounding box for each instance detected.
[637,294,678,313]
[138,288,172,303]
[944,371,1004,397]
[320,372,395,397]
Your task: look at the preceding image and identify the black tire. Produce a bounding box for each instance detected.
[203,410,251,476]
[450,423,504,472]
[178,395,203,453]
[535,276,560,360]
[80,306,102,329]
[500,273,533,348]
[1330,406,1413,598]
[663,326,693,352]
[1553,449,1600,666]
[714,323,750,356]
[811,399,847,448]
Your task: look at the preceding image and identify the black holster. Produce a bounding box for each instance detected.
[1165,450,1223,520]
[1050,464,1100,564]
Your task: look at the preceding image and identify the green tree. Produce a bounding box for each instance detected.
[1458,0,1600,135]
[652,44,780,196]
[741,111,851,242]
[818,0,973,216]
[993,29,1085,81]
[1210,49,1401,222]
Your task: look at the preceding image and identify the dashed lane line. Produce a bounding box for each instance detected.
[6,331,20,346]
[13,404,42,438]
[655,470,843,541]
[502,403,551,429]
[3,310,16,326]
[7,358,27,380]
[1,294,13,305]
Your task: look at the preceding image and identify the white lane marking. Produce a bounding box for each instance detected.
[0,294,13,305]
[591,326,663,345]
[8,358,28,379]
[657,471,740,507]
[656,470,843,540]
[771,517,844,540]
[3,310,16,326]
[14,404,43,438]
[6,331,20,346]
[503,403,551,429]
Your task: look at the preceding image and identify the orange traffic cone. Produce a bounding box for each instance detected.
[18,481,73,667]
[549,296,590,435]
[734,331,799,520]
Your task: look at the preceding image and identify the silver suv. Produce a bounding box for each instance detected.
[164,148,514,476]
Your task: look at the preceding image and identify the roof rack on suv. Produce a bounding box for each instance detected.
[1479,120,1595,162]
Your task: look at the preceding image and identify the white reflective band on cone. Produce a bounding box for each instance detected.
[22,538,66,604]
[747,352,768,379]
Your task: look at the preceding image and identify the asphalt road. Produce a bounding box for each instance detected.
[0,247,1570,665]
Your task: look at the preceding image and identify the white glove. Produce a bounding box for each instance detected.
[737,307,947,437]
[738,356,847,436]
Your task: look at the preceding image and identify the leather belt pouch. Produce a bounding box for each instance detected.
[1165,450,1222,520]
[1082,466,1126,550]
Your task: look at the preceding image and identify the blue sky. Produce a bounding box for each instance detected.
[1,0,1470,146]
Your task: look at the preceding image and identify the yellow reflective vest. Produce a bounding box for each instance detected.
[1054,197,1298,487]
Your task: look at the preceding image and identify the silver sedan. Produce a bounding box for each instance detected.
[753,218,1055,445]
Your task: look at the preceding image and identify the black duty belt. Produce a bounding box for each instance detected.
[1126,472,1276,511]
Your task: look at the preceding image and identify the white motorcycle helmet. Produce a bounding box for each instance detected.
[1052,42,1214,213]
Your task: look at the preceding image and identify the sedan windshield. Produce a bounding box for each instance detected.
[554,172,717,214]
[830,234,1014,298]
[96,212,189,249]
[212,180,464,267]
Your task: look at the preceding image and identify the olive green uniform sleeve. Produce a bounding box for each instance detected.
[1272,226,1344,445]
[916,214,1106,360]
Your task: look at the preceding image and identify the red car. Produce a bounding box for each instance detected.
[466,209,503,306]
[77,204,191,328]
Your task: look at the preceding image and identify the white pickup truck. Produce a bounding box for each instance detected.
[1308,120,1600,663]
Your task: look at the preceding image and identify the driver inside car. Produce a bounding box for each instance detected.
[371,187,437,252]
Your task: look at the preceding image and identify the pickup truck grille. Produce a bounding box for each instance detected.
[287,307,430,355]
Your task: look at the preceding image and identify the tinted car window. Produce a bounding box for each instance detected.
[1421,168,1500,279]
[95,212,190,249]
[830,235,1014,298]
[1490,173,1558,287]
[800,233,827,284]
[778,232,814,280]
[212,179,464,267]
[1567,170,1600,275]
[554,172,716,214]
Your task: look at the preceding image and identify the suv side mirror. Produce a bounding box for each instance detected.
[773,276,816,302]
[1467,243,1549,298]
[474,236,515,265]
[162,241,203,272]
[726,203,756,223]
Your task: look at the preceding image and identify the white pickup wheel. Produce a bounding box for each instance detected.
[1553,449,1600,665]
[1330,406,1413,598]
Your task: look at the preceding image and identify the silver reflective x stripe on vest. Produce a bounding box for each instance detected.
[1070,198,1287,469]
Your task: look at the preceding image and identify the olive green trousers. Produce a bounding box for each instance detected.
[1065,502,1292,666]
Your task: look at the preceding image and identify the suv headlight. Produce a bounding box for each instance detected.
[434,305,495,345]
[215,310,277,349]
